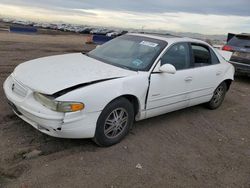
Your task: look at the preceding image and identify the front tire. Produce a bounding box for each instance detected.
[94,98,134,147]
[207,82,227,110]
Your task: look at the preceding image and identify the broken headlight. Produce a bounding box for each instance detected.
[34,92,84,112]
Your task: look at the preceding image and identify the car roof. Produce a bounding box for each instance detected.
[237,33,250,37]
[128,33,208,45]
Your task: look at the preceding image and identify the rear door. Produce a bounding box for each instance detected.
[187,43,224,107]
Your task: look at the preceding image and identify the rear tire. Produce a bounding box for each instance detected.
[206,82,227,110]
[94,98,134,147]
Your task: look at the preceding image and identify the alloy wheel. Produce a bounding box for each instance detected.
[104,108,128,139]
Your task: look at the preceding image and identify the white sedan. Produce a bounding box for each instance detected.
[3,33,234,146]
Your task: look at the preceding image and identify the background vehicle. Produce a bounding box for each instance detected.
[222,33,250,75]
[90,28,113,35]
[106,30,128,37]
[79,27,93,34]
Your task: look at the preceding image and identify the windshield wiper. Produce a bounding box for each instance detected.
[81,52,89,56]
[85,54,137,71]
[117,65,131,70]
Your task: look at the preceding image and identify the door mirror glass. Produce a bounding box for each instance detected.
[159,64,176,74]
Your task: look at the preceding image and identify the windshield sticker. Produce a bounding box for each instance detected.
[140,41,158,48]
[132,59,143,67]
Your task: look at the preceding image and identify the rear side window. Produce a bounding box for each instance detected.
[228,36,250,47]
[191,44,211,67]
[210,49,220,64]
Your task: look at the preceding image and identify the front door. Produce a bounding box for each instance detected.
[146,42,193,118]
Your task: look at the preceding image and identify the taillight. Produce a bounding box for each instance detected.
[222,45,233,52]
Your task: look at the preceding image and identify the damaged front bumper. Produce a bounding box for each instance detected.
[3,75,100,138]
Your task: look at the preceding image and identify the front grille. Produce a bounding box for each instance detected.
[11,77,28,98]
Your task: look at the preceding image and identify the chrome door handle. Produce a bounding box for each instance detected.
[185,77,193,82]
[216,71,222,76]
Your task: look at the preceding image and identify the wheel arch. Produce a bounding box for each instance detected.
[106,94,141,119]
[223,79,233,91]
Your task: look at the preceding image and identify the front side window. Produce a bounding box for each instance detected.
[161,43,190,70]
[88,35,167,71]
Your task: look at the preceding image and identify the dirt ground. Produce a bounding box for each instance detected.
[0,30,249,188]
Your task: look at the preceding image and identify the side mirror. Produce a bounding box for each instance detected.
[159,64,176,74]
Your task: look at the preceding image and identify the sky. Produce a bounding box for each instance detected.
[0,0,249,35]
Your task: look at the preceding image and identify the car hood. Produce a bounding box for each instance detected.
[13,53,136,94]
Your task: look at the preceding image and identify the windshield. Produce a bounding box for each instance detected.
[88,35,167,71]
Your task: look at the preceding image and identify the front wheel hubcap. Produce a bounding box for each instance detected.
[104,108,128,139]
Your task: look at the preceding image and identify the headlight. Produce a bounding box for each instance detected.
[34,92,84,112]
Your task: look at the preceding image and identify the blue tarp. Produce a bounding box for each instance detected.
[9,26,37,33]
[93,35,114,44]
